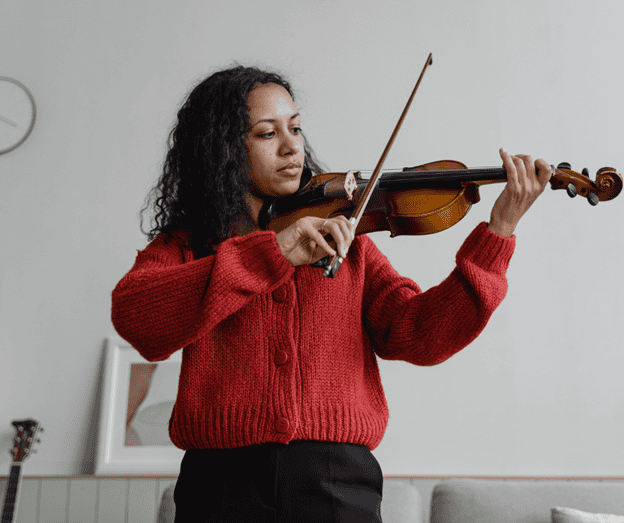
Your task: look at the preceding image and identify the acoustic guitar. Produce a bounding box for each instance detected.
[1,419,41,523]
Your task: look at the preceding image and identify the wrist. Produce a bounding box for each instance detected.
[487,221,515,237]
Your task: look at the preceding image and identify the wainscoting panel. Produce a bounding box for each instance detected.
[67,479,98,523]
[14,479,40,522]
[127,479,158,523]
[0,476,177,523]
[40,479,68,522]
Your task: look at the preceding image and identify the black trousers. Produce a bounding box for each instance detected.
[173,440,384,522]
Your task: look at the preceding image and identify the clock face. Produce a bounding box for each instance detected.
[0,77,36,154]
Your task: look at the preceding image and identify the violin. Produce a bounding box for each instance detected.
[265,161,622,237]
[265,53,622,277]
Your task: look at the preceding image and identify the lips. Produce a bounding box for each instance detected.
[278,162,302,172]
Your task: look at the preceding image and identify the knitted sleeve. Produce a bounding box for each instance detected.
[111,230,294,361]
[362,222,515,366]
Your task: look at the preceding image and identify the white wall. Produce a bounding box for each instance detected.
[1,0,623,476]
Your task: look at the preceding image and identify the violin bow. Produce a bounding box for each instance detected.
[323,52,434,278]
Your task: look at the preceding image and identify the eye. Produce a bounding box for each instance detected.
[258,131,275,138]
[291,127,302,135]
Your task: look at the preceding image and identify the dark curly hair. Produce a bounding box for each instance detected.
[140,65,324,257]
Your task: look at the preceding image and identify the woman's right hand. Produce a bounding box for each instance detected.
[275,215,355,267]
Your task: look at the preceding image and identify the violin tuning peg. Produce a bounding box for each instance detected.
[566,183,578,198]
[588,192,599,206]
[558,162,572,170]
[582,168,590,177]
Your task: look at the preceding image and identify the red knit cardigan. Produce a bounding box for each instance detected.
[111,222,514,451]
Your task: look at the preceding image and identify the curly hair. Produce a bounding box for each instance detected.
[140,65,324,257]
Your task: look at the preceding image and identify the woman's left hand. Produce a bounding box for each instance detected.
[488,148,552,237]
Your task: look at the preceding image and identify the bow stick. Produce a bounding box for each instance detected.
[323,52,434,277]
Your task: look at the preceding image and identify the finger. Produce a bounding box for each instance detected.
[517,155,552,197]
[515,154,535,177]
[308,223,337,257]
[500,148,517,181]
[516,155,536,193]
[333,215,356,245]
[500,148,521,190]
[534,158,552,188]
[323,218,351,258]
[337,215,356,240]
[512,154,528,177]
[332,215,355,244]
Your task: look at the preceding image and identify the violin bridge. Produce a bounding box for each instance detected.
[344,171,359,201]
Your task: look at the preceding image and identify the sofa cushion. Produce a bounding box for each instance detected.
[381,478,424,523]
[431,479,624,523]
[158,484,175,523]
[552,506,624,523]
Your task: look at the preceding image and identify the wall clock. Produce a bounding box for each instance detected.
[0,76,36,154]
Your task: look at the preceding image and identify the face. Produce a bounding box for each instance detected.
[245,83,305,200]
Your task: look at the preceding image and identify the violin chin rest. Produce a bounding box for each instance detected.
[294,167,313,195]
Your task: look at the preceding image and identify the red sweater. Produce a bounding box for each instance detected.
[111,222,514,451]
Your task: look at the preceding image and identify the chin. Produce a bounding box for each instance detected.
[274,178,302,197]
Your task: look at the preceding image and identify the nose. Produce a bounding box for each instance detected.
[280,132,303,156]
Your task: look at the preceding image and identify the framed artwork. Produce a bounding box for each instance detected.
[95,337,184,475]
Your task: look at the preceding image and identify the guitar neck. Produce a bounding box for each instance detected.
[1,464,23,523]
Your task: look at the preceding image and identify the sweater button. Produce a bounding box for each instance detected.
[275,417,290,433]
[274,350,289,365]
[272,287,288,302]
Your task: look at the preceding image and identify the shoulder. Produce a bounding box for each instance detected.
[138,229,194,264]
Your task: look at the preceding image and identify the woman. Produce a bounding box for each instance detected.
[112,65,551,522]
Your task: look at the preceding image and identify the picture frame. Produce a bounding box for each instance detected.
[95,337,184,475]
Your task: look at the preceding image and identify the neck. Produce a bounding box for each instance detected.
[377,166,507,187]
[231,194,262,236]
[246,193,263,224]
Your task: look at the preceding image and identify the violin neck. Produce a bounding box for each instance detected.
[378,167,507,188]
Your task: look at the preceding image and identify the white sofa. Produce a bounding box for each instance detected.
[158,477,624,523]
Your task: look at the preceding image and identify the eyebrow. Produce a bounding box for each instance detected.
[251,112,300,127]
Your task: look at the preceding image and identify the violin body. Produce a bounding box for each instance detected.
[266,161,622,238]
[267,161,478,236]
[377,160,483,236]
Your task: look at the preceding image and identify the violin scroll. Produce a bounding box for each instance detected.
[550,163,622,206]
